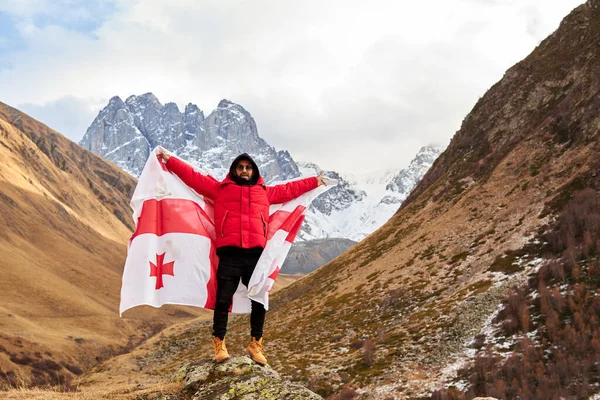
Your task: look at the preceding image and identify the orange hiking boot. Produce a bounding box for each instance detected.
[213,337,230,363]
[246,337,267,365]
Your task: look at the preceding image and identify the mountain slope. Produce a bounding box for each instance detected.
[256,1,600,397]
[0,103,207,388]
[74,1,600,398]
[282,238,357,274]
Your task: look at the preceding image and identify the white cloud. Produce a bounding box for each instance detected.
[19,95,104,141]
[0,0,586,173]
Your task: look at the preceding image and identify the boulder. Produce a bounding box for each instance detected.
[173,356,323,399]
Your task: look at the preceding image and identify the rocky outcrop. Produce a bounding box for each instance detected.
[386,145,441,194]
[173,356,322,399]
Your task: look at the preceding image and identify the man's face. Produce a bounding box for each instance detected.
[235,160,254,180]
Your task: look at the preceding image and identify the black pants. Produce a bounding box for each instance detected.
[212,251,266,340]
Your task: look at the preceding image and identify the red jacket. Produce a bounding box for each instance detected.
[166,156,318,249]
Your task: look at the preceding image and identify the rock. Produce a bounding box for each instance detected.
[173,356,323,399]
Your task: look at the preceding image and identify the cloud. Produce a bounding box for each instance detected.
[0,0,586,173]
[18,95,104,141]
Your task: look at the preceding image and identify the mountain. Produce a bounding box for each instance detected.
[79,95,301,182]
[0,102,209,388]
[297,144,444,241]
[282,238,357,274]
[70,1,600,399]
[80,95,442,244]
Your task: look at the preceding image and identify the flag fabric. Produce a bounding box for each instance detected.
[119,147,336,316]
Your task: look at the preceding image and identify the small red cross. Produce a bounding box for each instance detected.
[149,253,175,290]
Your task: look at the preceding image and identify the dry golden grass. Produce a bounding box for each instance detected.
[2,381,185,399]
[0,272,302,398]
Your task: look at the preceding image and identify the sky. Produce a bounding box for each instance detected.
[0,0,586,174]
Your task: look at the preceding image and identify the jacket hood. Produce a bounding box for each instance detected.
[228,153,260,186]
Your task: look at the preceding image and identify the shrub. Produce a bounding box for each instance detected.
[10,352,33,365]
[362,339,374,367]
[60,361,83,375]
[545,188,600,256]
[31,358,62,372]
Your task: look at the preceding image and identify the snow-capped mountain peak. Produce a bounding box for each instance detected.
[296,144,444,241]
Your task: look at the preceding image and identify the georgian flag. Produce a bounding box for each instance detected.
[119,147,336,316]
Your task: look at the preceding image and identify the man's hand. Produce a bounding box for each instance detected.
[317,172,327,186]
[157,148,171,163]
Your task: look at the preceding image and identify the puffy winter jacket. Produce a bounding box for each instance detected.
[165,155,318,249]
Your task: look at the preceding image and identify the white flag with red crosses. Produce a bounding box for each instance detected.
[119,147,336,316]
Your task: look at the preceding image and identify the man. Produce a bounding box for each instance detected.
[157,149,325,365]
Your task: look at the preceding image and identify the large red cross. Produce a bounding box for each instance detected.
[149,253,175,290]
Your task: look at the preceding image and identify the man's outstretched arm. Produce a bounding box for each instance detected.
[266,173,326,204]
[158,150,220,200]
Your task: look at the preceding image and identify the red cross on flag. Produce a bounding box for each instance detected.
[119,147,336,316]
[149,253,175,290]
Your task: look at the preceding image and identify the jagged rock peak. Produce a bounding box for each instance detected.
[140,92,162,105]
[173,356,322,399]
[410,144,445,164]
[124,93,163,111]
[217,98,240,109]
[185,103,202,115]
[81,93,301,181]
[164,102,180,112]
[419,143,445,153]
[108,95,125,106]
[214,99,254,122]
[386,144,444,193]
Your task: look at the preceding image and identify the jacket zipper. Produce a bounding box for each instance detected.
[260,212,267,237]
[221,210,229,237]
